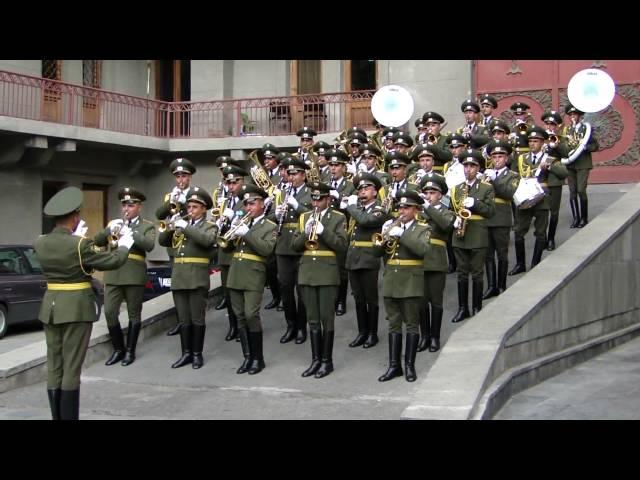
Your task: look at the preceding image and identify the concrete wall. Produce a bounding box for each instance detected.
[62,60,82,86]
[191,60,225,101]
[0,169,42,244]
[101,60,153,98]
[233,60,288,98]
[403,183,640,420]
[0,60,41,76]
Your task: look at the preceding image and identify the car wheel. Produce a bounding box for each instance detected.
[0,305,7,339]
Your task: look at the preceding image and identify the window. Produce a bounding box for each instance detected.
[297,60,321,95]
[350,60,376,91]
[42,60,62,80]
[82,60,102,88]
[22,248,42,274]
[0,249,25,275]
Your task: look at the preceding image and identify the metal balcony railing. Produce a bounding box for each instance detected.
[0,70,376,138]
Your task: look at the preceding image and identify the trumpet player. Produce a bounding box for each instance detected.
[449,150,495,323]
[456,100,488,139]
[421,111,450,172]
[480,141,520,300]
[479,94,498,127]
[156,157,197,336]
[379,152,418,218]
[294,126,317,165]
[359,143,391,186]
[159,187,217,370]
[269,158,312,344]
[375,190,430,383]
[414,117,429,145]
[292,182,348,378]
[94,187,156,367]
[509,102,533,155]
[215,166,248,341]
[312,141,332,183]
[224,185,277,375]
[417,174,455,352]
[345,173,389,349]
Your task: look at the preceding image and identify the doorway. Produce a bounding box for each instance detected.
[155,60,191,136]
[344,60,377,129]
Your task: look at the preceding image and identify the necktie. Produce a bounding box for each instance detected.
[332,180,338,189]
[248,219,254,229]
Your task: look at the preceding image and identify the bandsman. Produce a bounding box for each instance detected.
[381,126,400,154]
[379,152,418,218]
[421,111,450,172]
[457,100,488,138]
[479,94,498,127]
[359,143,391,186]
[259,144,281,184]
[292,181,348,378]
[294,126,318,166]
[312,140,333,183]
[94,187,156,367]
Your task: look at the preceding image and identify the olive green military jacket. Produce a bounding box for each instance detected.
[419,202,455,272]
[374,221,429,298]
[487,168,520,228]
[378,180,419,217]
[217,196,246,267]
[329,178,356,210]
[545,139,571,187]
[319,167,332,183]
[155,187,195,220]
[292,208,348,287]
[432,135,450,171]
[225,216,277,292]
[514,153,568,210]
[456,124,488,137]
[450,180,495,249]
[268,183,312,256]
[562,123,599,170]
[35,227,129,324]
[158,218,217,290]
[345,200,390,270]
[94,217,156,285]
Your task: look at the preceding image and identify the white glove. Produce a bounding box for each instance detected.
[174,219,188,230]
[329,189,340,199]
[483,168,497,181]
[476,172,483,180]
[215,217,225,229]
[286,196,299,210]
[234,223,249,237]
[315,221,324,236]
[118,225,132,238]
[454,217,462,229]
[419,193,431,208]
[223,208,235,220]
[416,168,427,178]
[382,219,394,230]
[358,162,368,172]
[304,216,315,235]
[170,186,181,201]
[463,197,475,208]
[109,219,123,234]
[176,192,187,204]
[346,163,357,176]
[347,194,358,206]
[387,226,404,238]
[117,229,134,249]
[264,197,273,209]
[340,198,348,210]
[73,220,88,237]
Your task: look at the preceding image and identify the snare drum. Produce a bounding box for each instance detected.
[513,178,546,209]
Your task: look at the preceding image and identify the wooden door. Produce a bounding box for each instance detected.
[80,185,108,283]
[82,60,101,128]
[344,60,376,129]
[42,60,62,123]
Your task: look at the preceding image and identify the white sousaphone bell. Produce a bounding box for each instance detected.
[371,85,415,127]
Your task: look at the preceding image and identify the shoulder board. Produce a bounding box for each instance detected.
[143,219,153,224]
[206,221,216,226]
[408,182,419,188]
[416,219,429,226]
[264,218,277,226]
[373,205,384,210]
[481,179,493,186]
[332,210,345,217]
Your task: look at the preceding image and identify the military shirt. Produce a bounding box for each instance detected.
[378,180,419,217]
[345,200,390,270]
[450,180,495,249]
[419,203,455,272]
[94,217,156,285]
[487,167,520,228]
[35,227,129,324]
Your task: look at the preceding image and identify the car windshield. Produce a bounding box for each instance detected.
[21,247,42,274]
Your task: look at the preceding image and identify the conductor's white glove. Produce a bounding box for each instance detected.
[174,219,188,230]
[117,229,134,249]
[223,208,235,220]
[347,194,358,206]
[329,189,340,200]
[109,219,123,234]
[483,168,497,181]
[387,226,404,238]
[454,217,462,229]
[463,197,475,208]
[73,220,88,237]
[234,223,249,237]
[286,196,299,210]
[346,163,357,177]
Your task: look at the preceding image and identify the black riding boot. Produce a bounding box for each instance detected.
[236,327,251,374]
[47,388,61,420]
[363,305,379,349]
[404,333,419,382]
[378,333,403,382]
[578,197,588,228]
[121,322,141,366]
[225,304,238,341]
[482,257,499,299]
[171,324,193,368]
[417,305,430,352]
[569,197,580,228]
[451,279,470,323]
[60,389,80,421]
[247,331,265,375]
[547,216,558,250]
[497,260,508,292]
[349,302,369,347]
[335,280,348,316]
[191,324,206,369]
[302,329,323,377]
[295,301,307,344]
[166,321,182,336]
[429,306,443,352]
[508,239,526,275]
[315,330,335,378]
[472,279,483,315]
[105,325,125,366]
[531,238,546,269]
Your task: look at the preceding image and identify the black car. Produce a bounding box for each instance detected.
[0,245,103,339]
[144,262,173,301]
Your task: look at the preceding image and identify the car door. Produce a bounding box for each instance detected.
[17,247,48,320]
[0,247,45,324]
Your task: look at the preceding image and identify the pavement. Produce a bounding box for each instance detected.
[0,184,633,420]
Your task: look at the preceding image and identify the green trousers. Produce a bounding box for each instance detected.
[487,226,510,264]
[423,271,446,308]
[173,288,208,327]
[300,285,338,332]
[514,208,549,242]
[348,269,380,307]
[384,297,421,334]
[104,284,144,328]
[567,168,590,199]
[43,321,93,390]
[229,288,263,332]
[454,247,487,281]
[548,186,562,222]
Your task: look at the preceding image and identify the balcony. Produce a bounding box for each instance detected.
[0,70,376,140]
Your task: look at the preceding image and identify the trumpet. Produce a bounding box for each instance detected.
[158,214,189,233]
[304,207,321,250]
[427,134,437,145]
[516,122,529,135]
[372,217,403,254]
[217,214,252,248]
[107,218,128,248]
